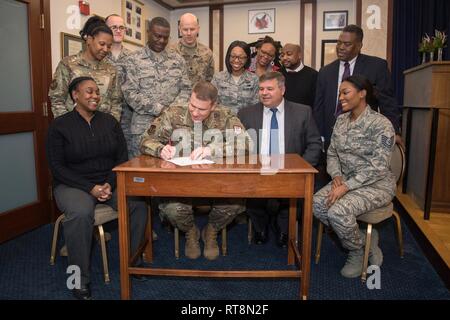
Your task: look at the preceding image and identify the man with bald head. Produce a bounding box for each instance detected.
[280,43,318,108]
[168,13,214,85]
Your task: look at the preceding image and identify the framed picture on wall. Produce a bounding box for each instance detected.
[323,10,348,31]
[321,40,338,67]
[121,0,144,46]
[61,32,85,58]
[248,8,275,34]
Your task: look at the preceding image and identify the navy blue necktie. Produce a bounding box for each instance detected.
[269,108,279,155]
[335,62,351,117]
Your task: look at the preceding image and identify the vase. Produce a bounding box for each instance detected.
[421,52,426,64]
[437,48,443,61]
[429,51,435,62]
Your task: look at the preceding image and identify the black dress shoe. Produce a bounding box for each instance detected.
[72,284,92,300]
[276,232,288,248]
[254,231,268,245]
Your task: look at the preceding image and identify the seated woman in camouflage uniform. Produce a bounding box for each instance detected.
[211,41,259,115]
[48,16,122,121]
[313,75,396,278]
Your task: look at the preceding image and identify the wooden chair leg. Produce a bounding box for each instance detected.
[50,215,65,265]
[174,227,180,259]
[392,211,404,258]
[222,228,227,256]
[315,221,324,264]
[97,225,110,283]
[361,224,372,282]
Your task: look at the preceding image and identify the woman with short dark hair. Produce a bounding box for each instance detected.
[47,77,147,300]
[211,41,259,115]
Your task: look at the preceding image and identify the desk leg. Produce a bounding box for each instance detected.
[288,198,297,265]
[118,172,131,300]
[300,174,314,300]
[143,198,153,263]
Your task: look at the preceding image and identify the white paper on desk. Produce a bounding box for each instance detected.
[167,156,215,166]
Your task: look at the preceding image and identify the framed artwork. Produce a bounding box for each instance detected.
[248,8,275,34]
[122,0,144,46]
[61,32,85,58]
[323,10,348,31]
[321,40,337,67]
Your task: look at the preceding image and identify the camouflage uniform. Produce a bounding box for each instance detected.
[211,70,259,115]
[105,47,134,157]
[140,104,252,232]
[313,106,396,251]
[48,51,122,121]
[167,41,214,85]
[119,46,191,158]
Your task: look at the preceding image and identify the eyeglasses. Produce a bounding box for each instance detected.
[230,55,247,61]
[110,25,126,32]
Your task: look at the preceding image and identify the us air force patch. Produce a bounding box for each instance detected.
[381,135,394,149]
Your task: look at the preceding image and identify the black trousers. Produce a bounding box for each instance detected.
[54,184,147,286]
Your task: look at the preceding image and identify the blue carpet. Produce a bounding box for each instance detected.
[0,214,449,300]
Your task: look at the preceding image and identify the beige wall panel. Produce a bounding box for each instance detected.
[361,0,388,59]
[303,3,313,67]
[316,0,355,70]
[223,1,300,67]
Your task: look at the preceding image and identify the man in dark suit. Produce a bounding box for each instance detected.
[313,24,401,189]
[238,72,322,247]
[314,24,401,151]
[280,43,318,108]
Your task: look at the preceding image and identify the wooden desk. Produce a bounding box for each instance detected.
[114,154,317,300]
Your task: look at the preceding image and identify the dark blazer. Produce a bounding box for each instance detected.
[238,100,322,167]
[313,53,400,149]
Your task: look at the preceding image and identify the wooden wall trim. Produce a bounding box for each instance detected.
[209,5,224,72]
[356,0,362,26]
[311,0,316,68]
[300,0,305,56]
[386,0,393,70]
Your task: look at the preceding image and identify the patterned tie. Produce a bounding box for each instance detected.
[269,108,279,155]
[335,62,351,117]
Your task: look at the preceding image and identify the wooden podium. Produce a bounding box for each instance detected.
[403,62,450,218]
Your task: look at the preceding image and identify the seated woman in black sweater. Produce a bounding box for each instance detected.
[46,76,147,300]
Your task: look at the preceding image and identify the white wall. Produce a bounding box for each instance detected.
[49,0,170,72]
[223,1,300,59]
[169,7,210,47]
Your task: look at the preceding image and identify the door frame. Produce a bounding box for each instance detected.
[0,0,53,243]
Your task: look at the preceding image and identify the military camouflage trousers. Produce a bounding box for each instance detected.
[313,181,394,251]
[129,134,143,159]
[159,198,245,232]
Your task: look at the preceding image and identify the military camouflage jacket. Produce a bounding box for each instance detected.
[104,46,133,66]
[119,46,192,135]
[211,70,259,114]
[168,41,214,85]
[48,51,122,121]
[140,104,252,158]
[327,106,396,191]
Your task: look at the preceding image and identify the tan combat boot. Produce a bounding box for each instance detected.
[185,225,200,259]
[202,224,219,260]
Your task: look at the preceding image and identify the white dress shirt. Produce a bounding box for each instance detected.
[260,99,285,155]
